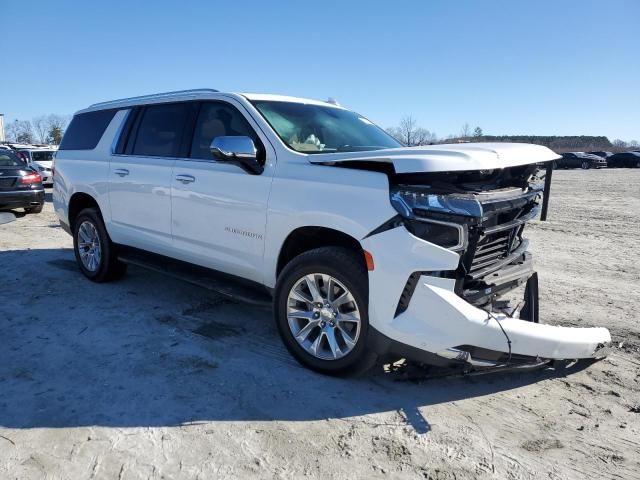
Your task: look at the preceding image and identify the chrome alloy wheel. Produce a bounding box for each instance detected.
[287,274,361,360]
[77,221,102,272]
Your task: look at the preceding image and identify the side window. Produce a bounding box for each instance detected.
[190,102,264,163]
[32,151,55,161]
[132,103,191,157]
[59,109,118,150]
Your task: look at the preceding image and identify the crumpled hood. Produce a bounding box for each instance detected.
[308,142,560,173]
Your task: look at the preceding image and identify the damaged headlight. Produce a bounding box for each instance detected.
[391,190,482,251]
[391,190,483,218]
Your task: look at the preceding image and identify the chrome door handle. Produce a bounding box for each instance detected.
[114,168,129,177]
[175,174,196,184]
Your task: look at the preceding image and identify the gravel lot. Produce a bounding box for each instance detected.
[1,170,639,480]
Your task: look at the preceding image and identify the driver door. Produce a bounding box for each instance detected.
[170,100,275,284]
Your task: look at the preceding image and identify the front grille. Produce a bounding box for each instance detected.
[469,228,520,274]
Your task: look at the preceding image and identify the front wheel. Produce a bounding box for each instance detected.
[73,208,127,282]
[274,247,377,376]
[581,161,590,170]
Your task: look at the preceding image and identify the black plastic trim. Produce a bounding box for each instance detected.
[367,326,453,367]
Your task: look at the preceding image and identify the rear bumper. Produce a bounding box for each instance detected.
[362,227,611,366]
[0,189,45,209]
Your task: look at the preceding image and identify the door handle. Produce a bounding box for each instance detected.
[114,168,130,177]
[175,174,196,184]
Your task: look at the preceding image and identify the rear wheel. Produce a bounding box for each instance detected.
[274,247,377,376]
[73,208,127,282]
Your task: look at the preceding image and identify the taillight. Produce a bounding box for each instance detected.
[20,172,42,185]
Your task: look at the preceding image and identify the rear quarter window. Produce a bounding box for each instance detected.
[59,109,118,150]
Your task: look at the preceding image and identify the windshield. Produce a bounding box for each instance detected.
[0,151,25,167]
[251,101,401,154]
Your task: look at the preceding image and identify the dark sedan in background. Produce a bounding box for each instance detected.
[556,152,607,169]
[0,150,45,214]
[588,151,613,159]
[607,151,640,168]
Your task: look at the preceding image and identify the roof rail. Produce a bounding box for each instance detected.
[89,88,220,109]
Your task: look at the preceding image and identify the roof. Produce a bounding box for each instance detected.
[80,89,342,114]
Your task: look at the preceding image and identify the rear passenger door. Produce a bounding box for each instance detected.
[170,100,275,284]
[108,102,194,254]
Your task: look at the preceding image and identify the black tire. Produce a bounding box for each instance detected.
[274,247,378,376]
[581,161,590,170]
[73,207,127,282]
[25,204,43,214]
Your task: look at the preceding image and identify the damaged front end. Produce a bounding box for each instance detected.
[363,163,611,369]
[391,164,542,319]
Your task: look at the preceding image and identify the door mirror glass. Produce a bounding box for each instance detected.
[210,136,257,161]
[209,136,263,174]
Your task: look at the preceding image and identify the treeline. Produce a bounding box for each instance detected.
[4,115,70,145]
[472,135,614,152]
[385,116,638,153]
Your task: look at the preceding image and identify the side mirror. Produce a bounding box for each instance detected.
[210,136,263,174]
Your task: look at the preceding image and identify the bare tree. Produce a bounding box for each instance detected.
[628,140,639,148]
[5,120,20,142]
[473,126,483,137]
[612,139,628,148]
[386,115,437,146]
[33,116,49,143]
[460,123,471,139]
[6,120,34,143]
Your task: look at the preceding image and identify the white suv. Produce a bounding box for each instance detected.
[53,89,610,375]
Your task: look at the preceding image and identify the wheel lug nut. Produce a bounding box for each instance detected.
[313,312,320,319]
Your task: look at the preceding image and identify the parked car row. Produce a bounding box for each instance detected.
[0,143,57,185]
[554,150,640,169]
[0,149,45,214]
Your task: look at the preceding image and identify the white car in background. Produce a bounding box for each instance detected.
[18,147,57,186]
[53,89,611,376]
[18,147,58,187]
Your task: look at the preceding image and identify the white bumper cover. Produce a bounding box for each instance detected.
[362,227,611,362]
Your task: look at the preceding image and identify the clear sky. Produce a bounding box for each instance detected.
[2,0,639,141]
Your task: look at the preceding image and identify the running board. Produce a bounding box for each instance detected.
[117,247,272,308]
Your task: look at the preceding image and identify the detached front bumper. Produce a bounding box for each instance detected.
[362,227,611,366]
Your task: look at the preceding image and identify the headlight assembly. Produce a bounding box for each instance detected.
[390,189,479,251]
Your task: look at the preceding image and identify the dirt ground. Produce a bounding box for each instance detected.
[1,169,639,480]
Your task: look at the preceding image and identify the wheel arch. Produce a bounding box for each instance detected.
[68,192,101,231]
[276,226,365,279]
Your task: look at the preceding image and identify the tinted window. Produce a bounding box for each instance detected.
[59,109,118,150]
[132,103,190,157]
[32,151,55,161]
[190,103,261,160]
[0,150,24,167]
